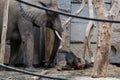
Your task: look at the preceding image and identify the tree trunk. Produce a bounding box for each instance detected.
[0,0,10,63]
[81,0,95,67]
[59,0,85,51]
[92,0,120,78]
[92,0,111,78]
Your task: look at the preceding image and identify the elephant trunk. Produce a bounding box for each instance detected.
[45,30,62,68]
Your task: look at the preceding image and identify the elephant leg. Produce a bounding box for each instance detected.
[18,18,35,71]
[45,30,62,68]
[39,26,45,66]
[9,40,21,66]
[33,27,41,66]
[25,33,34,71]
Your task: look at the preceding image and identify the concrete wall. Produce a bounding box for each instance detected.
[57,0,120,63]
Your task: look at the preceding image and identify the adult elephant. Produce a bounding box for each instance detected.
[0,0,63,70]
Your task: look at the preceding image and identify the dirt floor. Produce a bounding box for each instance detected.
[0,63,120,80]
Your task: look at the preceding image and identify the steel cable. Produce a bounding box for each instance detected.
[16,0,120,24]
[2,0,120,79]
[0,63,70,80]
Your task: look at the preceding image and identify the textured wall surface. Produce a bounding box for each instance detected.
[110,12,120,63]
[57,0,120,63]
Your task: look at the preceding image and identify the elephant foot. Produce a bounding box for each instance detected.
[0,66,6,71]
[9,62,15,67]
[25,66,37,72]
[44,62,55,69]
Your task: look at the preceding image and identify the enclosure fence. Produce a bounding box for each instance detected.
[17,0,120,23]
[0,0,120,80]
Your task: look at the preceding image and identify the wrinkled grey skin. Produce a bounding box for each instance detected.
[0,0,63,70]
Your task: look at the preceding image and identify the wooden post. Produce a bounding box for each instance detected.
[91,0,111,77]
[0,0,10,63]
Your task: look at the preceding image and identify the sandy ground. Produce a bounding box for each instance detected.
[0,63,120,80]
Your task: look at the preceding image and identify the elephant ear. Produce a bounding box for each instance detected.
[38,1,63,33]
[19,1,47,27]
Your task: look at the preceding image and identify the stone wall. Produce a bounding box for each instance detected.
[110,12,120,63]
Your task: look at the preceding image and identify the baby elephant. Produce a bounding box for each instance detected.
[58,51,92,70]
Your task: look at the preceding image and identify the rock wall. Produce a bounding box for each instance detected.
[110,12,120,63]
[57,0,120,64]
